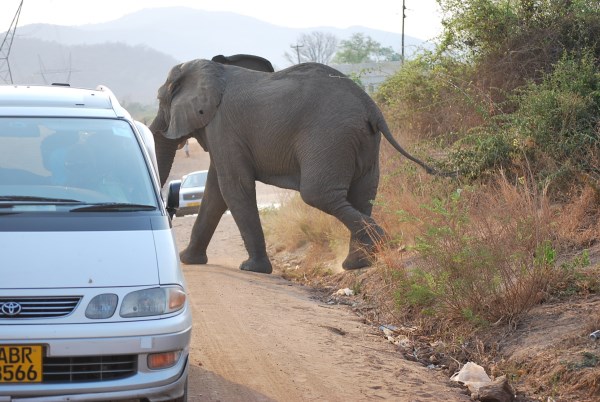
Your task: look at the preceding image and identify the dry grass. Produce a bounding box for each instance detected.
[555,183,600,250]
[265,153,579,327]
[262,193,348,264]
[373,171,566,329]
[263,161,599,402]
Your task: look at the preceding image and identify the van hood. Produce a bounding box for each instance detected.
[1,230,159,288]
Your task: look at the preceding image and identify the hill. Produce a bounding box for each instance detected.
[16,7,427,69]
[3,7,428,103]
[8,37,178,104]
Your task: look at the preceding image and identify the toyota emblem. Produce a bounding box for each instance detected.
[1,302,22,316]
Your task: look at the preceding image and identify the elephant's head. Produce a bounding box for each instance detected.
[151,55,275,187]
[151,59,225,141]
[149,59,226,186]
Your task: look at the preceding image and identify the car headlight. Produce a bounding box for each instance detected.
[85,293,118,319]
[120,286,186,318]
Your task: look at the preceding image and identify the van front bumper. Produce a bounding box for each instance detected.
[0,323,191,401]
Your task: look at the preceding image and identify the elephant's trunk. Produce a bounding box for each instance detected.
[150,126,180,188]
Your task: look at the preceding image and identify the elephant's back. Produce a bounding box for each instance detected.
[275,62,344,78]
[225,62,371,104]
[223,61,385,139]
[273,63,357,90]
[275,63,378,110]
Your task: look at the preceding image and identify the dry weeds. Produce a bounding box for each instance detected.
[264,167,600,401]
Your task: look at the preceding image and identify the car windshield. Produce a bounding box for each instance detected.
[182,171,207,188]
[0,117,158,212]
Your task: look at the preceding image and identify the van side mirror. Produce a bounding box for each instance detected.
[166,180,181,219]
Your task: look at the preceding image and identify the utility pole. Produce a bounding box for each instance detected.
[0,0,23,84]
[401,0,406,64]
[38,53,77,85]
[290,43,303,64]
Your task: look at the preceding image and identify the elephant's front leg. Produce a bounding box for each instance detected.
[180,165,228,264]
[219,173,272,274]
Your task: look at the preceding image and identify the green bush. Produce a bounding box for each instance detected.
[508,51,600,189]
[376,53,484,143]
[438,0,519,59]
[441,127,514,180]
[376,1,600,192]
[392,184,560,326]
[430,49,599,192]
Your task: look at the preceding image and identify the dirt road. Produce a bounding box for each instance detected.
[173,214,469,402]
[166,142,470,401]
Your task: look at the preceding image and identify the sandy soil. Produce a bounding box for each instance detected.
[166,141,471,401]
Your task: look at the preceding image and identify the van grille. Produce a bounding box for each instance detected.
[43,354,137,382]
[0,296,81,319]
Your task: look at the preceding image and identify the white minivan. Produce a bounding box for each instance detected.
[0,84,192,401]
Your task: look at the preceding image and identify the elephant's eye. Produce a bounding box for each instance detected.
[198,110,204,115]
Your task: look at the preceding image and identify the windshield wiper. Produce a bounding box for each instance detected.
[0,196,83,204]
[70,203,157,212]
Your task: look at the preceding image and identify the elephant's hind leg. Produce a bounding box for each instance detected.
[342,220,386,270]
[300,171,382,270]
[342,171,386,269]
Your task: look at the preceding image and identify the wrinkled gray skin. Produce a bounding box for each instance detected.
[150,59,438,274]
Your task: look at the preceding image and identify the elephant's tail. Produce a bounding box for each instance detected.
[374,116,456,177]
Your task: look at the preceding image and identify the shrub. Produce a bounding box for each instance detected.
[376,53,486,143]
[507,51,600,191]
[390,175,564,327]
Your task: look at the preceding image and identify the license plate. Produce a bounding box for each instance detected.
[0,345,42,383]
[187,202,200,207]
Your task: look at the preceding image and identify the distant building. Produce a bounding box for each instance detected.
[329,61,403,94]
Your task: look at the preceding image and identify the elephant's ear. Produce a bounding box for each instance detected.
[163,59,225,140]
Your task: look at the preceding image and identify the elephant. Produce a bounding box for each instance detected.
[211,54,274,72]
[149,58,440,274]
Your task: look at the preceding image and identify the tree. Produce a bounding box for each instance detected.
[332,33,401,64]
[285,31,338,65]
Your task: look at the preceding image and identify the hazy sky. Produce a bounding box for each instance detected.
[2,0,444,41]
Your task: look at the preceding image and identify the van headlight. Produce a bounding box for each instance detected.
[120,286,186,317]
[86,293,118,319]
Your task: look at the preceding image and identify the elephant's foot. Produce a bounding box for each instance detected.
[240,256,273,274]
[179,247,208,265]
[342,225,386,270]
[342,248,372,270]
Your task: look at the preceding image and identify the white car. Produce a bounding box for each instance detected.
[0,84,191,401]
[167,170,208,217]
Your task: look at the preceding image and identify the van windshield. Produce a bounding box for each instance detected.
[0,117,158,212]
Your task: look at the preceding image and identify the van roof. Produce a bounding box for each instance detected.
[0,84,132,119]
